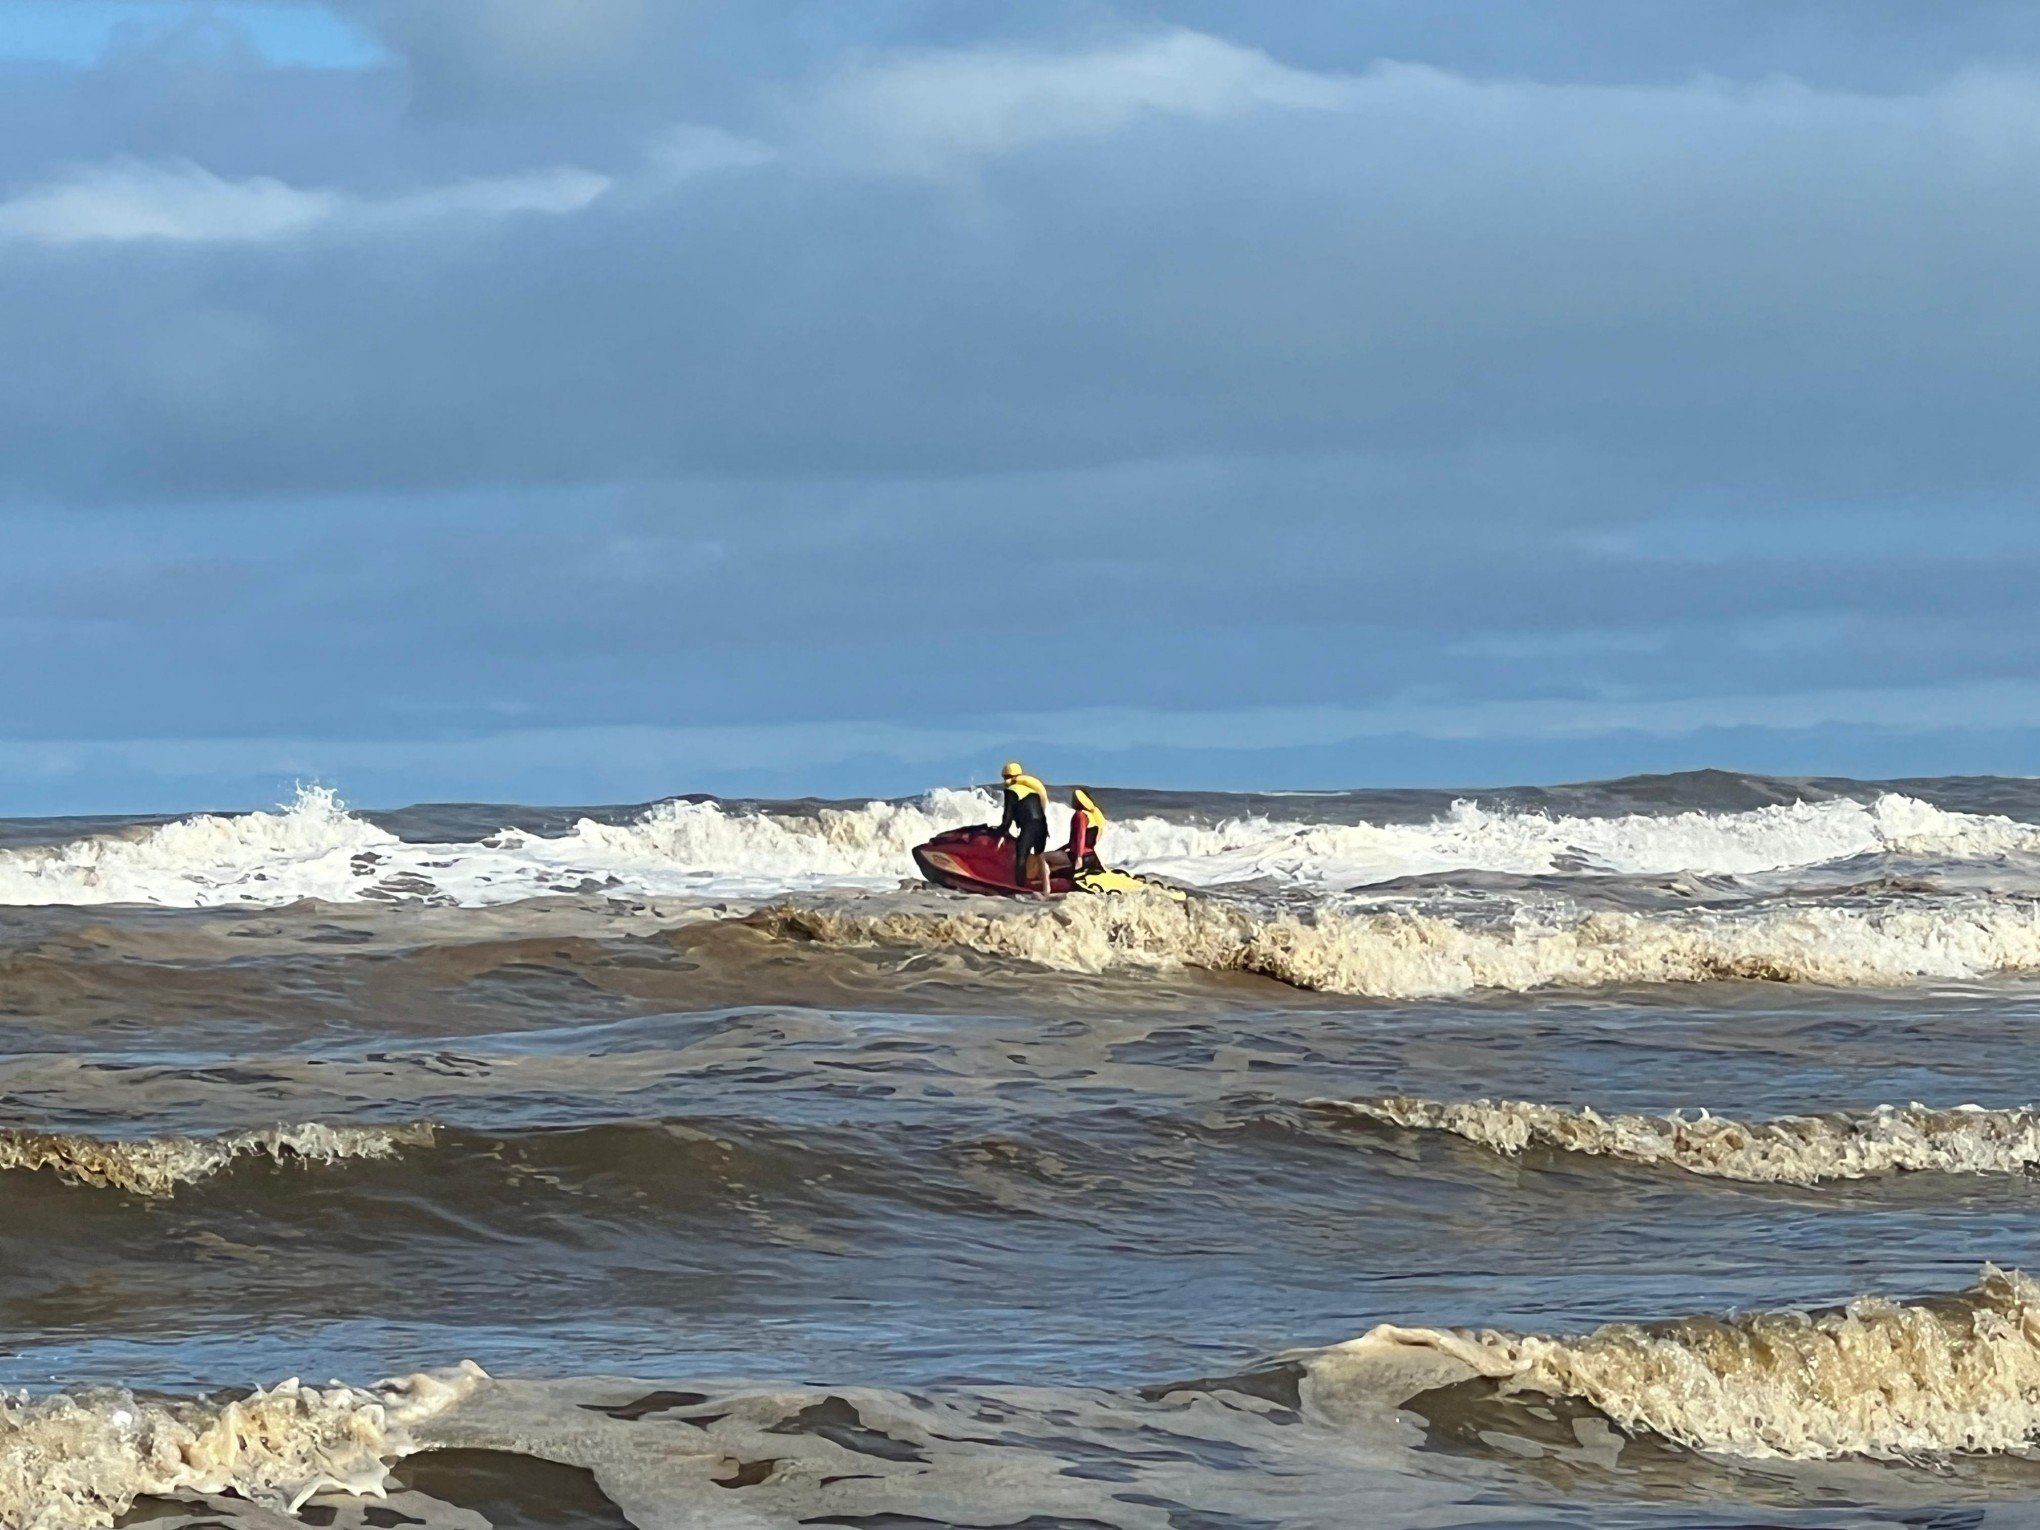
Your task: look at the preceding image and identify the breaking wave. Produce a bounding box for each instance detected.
[1132,790,2040,887]
[765,888,2040,998]
[1322,1097,2040,1183]
[0,1123,435,1198]
[0,785,2034,909]
[0,1364,484,1530]
[0,787,394,908]
[1311,1266,2040,1460]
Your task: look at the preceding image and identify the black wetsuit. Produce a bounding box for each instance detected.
[1000,786,1050,886]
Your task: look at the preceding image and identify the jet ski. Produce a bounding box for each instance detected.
[911,826,1186,900]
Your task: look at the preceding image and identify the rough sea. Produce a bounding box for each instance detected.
[10,770,2040,1528]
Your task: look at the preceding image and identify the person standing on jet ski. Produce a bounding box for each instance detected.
[995,761,1053,893]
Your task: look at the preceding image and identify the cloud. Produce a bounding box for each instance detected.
[0,157,610,245]
[5,7,2040,802]
[0,159,335,243]
[329,0,789,122]
[801,29,1348,174]
[349,0,660,85]
[646,124,777,179]
[17,672,2040,812]
[1,38,2031,499]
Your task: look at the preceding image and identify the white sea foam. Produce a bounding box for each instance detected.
[767,889,2040,997]
[0,1363,485,1530]
[1125,792,2040,889]
[1322,1097,2040,1183]
[0,786,2033,910]
[0,786,997,908]
[0,1122,435,1198]
[1310,1266,2040,1460]
[0,787,394,907]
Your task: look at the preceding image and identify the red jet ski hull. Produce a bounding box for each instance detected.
[912,826,1076,897]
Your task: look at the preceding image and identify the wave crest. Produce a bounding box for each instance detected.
[0,1364,485,1530]
[0,786,391,908]
[763,890,2040,998]
[0,1123,435,1198]
[1322,1097,2040,1183]
[1,787,2034,909]
[1312,1266,2040,1460]
[568,790,2040,891]
[1135,791,2040,888]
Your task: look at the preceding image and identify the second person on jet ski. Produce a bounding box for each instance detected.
[995,761,1053,893]
[1064,787,1106,877]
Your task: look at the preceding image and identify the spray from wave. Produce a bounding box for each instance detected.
[1130,791,2040,887]
[591,788,2037,889]
[0,787,393,908]
[764,887,2040,998]
[1311,1266,2040,1461]
[1321,1097,2040,1183]
[0,1123,435,1198]
[0,1363,485,1530]
[0,786,2034,909]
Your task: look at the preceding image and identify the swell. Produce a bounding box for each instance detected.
[0,1364,484,1530]
[0,1118,1081,1225]
[763,889,2040,998]
[1309,1265,2040,1460]
[1,784,2034,910]
[0,1123,435,1197]
[1321,1097,2040,1184]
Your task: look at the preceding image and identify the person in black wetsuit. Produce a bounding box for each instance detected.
[995,761,1052,893]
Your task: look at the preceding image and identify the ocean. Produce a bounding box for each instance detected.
[9,770,2040,1528]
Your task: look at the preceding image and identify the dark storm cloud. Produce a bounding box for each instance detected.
[4,0,2040,808]
[3,19,2040,504]
[5,469,2037,755]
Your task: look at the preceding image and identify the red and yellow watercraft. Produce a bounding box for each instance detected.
[911,826,1185,900]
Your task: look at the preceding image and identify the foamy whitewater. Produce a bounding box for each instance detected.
[0,1123,434,1197]
[0,1365,485,1530]
[767,887,2040,998]
[2,783,2034,911]
[1314,1266,2040,1461]
[1322,1098,2040,1183]
[15,772,2040,1528]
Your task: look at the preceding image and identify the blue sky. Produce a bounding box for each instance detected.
[5,0,2040,812]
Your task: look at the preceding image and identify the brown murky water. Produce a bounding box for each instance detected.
[7,773,2040,1527]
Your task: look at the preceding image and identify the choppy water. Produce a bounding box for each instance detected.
[11,771,2040,1526]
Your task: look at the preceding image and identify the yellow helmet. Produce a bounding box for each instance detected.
[1001,761,1024,779]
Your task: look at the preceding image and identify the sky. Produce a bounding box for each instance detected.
[6,0,2040,813]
